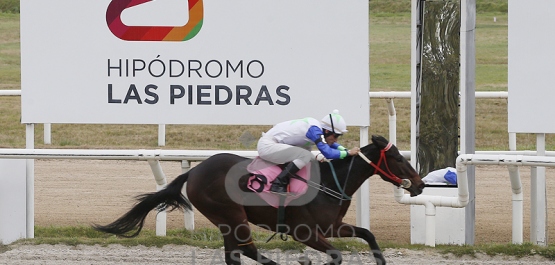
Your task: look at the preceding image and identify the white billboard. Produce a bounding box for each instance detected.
[508,0,555,133]
[20,0,369,126]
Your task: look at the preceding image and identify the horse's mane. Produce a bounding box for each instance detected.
[325,143,376,168]
[317,143,377,184]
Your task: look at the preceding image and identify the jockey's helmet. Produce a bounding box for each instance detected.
[321,109,348,134]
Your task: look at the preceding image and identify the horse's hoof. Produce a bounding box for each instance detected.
[298,255,312,265]
[375,257,386,265]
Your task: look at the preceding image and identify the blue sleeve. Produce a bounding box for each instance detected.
[316,142,347,159]
[306,126,348,159]
[305,125,323,142]
[330,143,346,150]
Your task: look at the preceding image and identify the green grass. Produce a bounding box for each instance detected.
[0,0,19,14]
[25,226,312,251]
[0,1,510,15]
[4,226,553,261]
[0,13,20,88]
[437,242,555,260]
[369,0,508,14]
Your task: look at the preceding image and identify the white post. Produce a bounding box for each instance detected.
[25,124,35,238]
[43,123,51,145]
[181,160,195,230]
[507,164,523,244]
[147,159,167,236]
[530,133,547,245]
[158,124,166,147]
[385,99,397,144]
[356,127,370,230]
[509,132,517,151]
[424,201,436,247]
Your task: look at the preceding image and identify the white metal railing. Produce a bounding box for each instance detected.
[0,148,259,161]
[0,148,262,238]
[394,153,555,247]
[0,89,20,96]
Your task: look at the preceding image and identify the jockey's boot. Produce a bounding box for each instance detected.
[269,162,300,195]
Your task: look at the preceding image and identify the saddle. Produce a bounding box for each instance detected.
[246,157,311,208]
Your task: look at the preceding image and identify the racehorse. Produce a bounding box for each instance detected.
[94,135,424,265]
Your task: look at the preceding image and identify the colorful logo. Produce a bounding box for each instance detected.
[106,0,203,41]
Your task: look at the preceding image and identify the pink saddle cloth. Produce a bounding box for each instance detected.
[246,157,311,208]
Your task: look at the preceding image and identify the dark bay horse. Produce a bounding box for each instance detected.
[94,135,424,265]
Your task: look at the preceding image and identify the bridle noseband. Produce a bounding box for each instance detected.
[358,143,412,189]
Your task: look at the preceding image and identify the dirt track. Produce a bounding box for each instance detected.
[1,159,554,264]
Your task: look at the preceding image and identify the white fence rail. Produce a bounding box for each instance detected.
[0,149,259,161]
[1,147,550,245]
[0,89,20,96]
[0,149,262,238]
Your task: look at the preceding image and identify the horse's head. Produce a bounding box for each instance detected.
[362,135,424,197]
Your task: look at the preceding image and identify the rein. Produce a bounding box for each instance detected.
[301,177,351,201]
[288,173,349,201]
[358,143,412,189]
[326,161,352,201]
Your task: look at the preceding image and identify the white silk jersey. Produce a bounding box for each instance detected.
[264,118,321,149]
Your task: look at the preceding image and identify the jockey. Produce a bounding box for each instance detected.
[257,110,361,195]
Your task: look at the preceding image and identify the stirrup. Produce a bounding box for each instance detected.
[269,183,289,195]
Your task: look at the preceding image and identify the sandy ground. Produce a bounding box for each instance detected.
[1,159,555,264]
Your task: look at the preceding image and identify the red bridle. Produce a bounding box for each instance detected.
[358,143,411,188]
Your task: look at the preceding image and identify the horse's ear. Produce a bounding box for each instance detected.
[371,135,390,149]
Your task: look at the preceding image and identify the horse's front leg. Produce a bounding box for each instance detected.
[336,223,386,265]
[293,229,342,265]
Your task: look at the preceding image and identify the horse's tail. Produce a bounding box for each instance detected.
[93,171,192,238]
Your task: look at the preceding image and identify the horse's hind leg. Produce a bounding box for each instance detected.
[336,223,386,265]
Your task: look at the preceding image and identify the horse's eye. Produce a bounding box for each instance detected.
[395,156,403,162]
